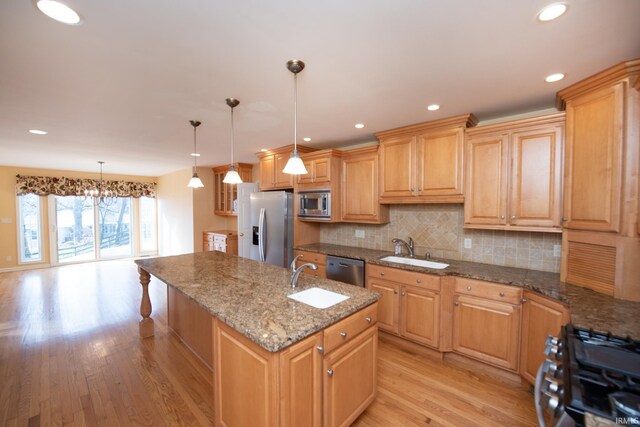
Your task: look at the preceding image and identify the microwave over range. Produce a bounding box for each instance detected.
[298,190,331,220]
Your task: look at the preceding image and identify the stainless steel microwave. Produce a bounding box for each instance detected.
[298,190,331,220]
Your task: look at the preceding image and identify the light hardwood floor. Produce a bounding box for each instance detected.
[0,260,538,426]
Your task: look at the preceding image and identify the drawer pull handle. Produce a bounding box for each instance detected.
[365,317,372,323]
[340,332,348,338]
[316,346,324,353]
[499,292,505,297]
[466,286,472,291]
[327,369,334,377]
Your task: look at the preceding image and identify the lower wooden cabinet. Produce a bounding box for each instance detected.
[452,293,521,371]
[293,249,327,279]
[366,265,441,349]
[213,304,378,427]
[203,230,238,255]
[519,291,570,384]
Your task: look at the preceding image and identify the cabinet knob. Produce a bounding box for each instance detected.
[466,286,472,291]
[239,232,244,237]
[410,188,415,192]
[327,369,334,377]
[340,332,348,338]
[511,215,517,220]
[393,290,398,294]
[561,217,568,222]
[521,297,528,303]
[365,317,372,323]
[416,278,421,283]
[401,291,406,296]
[499,292,505,297]
[380,272,385,276]
[418,187,423,191]
[454,302,459,306]
[316,346,324,353]
[500,215,505,219]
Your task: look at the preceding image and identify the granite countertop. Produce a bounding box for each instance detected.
[297,243,640,339]
[135,251,380,352]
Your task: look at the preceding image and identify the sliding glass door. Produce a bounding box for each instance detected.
[98,198,132,258]
[54,196,96,263]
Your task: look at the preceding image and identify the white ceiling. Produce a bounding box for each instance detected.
[1,0,639,177]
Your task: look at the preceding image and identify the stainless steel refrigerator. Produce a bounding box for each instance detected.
[249,191,294,268]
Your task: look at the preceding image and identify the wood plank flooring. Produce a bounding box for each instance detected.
[0,260,538,426]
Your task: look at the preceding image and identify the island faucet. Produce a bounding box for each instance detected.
[391,237,415,257]
[290,255,318,289]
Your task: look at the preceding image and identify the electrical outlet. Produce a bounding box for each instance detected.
[1,218,12,224]
[5,255,12,261]
[464,238,472,249]
[355,230,365,238]
[553,244,562,257]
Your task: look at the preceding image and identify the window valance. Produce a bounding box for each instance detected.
[16,174,156,198]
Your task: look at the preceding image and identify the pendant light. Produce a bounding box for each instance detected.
[187,120,204,188]
[282,59,308,175]
[223,98,243,184]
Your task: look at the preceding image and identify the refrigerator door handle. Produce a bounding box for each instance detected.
[258,208,266,262]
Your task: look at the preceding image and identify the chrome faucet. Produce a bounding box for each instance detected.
[391,237,415,257]
[290,255,318,289]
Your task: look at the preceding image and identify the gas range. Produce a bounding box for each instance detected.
[536,324,640,427]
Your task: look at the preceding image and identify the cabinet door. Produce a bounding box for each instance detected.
[563,82,624,232]
[213,170,225,213]
[452,294,520,371]
[416,128,464,196]
[342,154,380,222]
[297,159,315,185]
[520,292,569,385]
[275,152,295,188]
[379,136,416,198]
[464,134,509,225]
[259,155,275,190]
[400,285,440,348]
[323,326,377,427]
[312,157,331,183]
[367,278,400,334]
[280,333,322,427]
[510,126,563,228]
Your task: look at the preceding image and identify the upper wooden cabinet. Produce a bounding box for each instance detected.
[341,146,389,224]
[297,150,340,188]
[212,163,253,216]
[376,114,477,204]
[464,113,565,232]
[557,58,640,302]
[257,145,315,191]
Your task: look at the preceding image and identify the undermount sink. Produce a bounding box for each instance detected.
[380,256,449,269]
[288,287,350,309]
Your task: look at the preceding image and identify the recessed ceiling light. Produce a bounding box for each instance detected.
[36,0,82,25]
[29,129,48,135]
[303,137,311,142]
[190,153,201,157]
[260,148,268,152]
[537,3,567,21]
[545,73,565,83]
[354,123,365,129]
[427,104,440,111]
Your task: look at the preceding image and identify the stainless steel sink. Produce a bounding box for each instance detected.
[379,256,449,269]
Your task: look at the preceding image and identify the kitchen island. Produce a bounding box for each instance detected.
[135,251,380,427]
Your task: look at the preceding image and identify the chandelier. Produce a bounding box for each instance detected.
[84,161,116,207]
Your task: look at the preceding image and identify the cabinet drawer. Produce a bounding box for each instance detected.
[302,264,327,279]
[294,250,327,266]
[324,303,377,354]
[455,277,522,305]
[367,264,440,292]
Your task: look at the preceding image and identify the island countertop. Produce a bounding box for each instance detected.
[296,243,640,339]
[135,251,380,352]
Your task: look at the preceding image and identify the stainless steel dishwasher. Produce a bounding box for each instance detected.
[326,255,365,287]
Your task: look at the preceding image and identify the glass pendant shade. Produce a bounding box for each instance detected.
[223,166,242,184]
[188,172,204,188]
[282,149,308,174]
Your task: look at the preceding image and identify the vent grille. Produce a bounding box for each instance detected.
[566,241,616,295]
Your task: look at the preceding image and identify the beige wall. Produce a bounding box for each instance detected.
[320,204,562,273]
[157,168,195,256]
[0,165,156,270]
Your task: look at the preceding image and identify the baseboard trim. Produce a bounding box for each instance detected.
[0,263,52,273]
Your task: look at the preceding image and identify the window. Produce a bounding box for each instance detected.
[17,194,43,263]
[139,196,157,254]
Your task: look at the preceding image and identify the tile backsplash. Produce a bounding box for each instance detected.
[320,205,561,273]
